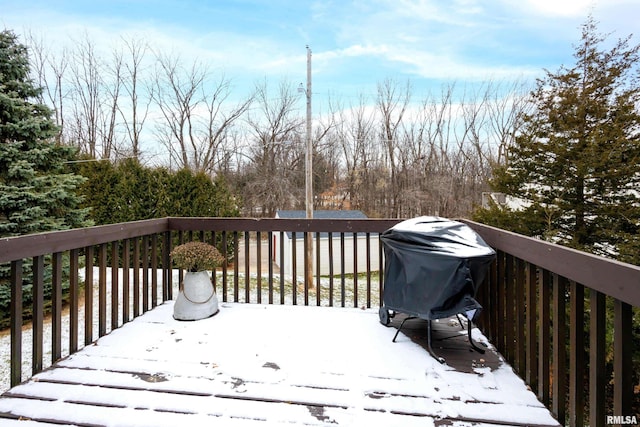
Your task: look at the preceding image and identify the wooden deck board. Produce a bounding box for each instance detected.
[0,303,560,427]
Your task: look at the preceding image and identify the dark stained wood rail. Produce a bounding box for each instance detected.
[462,219,640,427]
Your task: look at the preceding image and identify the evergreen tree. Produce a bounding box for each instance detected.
[0,30,91,237]
[77,160,239,224]
[485,17,640,263]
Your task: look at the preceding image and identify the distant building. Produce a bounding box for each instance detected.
[273,210,382,278]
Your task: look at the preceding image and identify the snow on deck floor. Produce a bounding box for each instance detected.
[0,302,560,427]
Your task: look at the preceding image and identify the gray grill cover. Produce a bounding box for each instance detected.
[381,217,496,320]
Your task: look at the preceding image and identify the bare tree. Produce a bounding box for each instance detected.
[242,79,304,216]
[377,78,411,217]
[118,37,152,159]
[199,74,253,174]
[25,31,69,143]
[152,52,250,173]
[329,95,378,212]
[152,52,206,170]
[67,33,102,157]
[102,46,123,159]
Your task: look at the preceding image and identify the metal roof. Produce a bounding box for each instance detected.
[275,210,368,219]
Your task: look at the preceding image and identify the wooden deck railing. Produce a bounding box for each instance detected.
[1,217,638,426]
[462,220,640,427]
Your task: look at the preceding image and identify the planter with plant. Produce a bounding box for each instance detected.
[171,241,224,321]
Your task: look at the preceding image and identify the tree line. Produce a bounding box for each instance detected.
[5,17,640,262]
[24,31,529,220]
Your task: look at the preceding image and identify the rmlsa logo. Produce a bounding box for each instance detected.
[606,415,638,425]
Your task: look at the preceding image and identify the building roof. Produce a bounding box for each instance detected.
[275,210,373,239]
[275,210,368,219]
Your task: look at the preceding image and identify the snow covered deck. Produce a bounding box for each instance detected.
[0,303,560,427]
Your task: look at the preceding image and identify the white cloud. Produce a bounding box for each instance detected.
[523,0,594,17]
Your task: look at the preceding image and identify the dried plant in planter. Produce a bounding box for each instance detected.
[170,241,224,272]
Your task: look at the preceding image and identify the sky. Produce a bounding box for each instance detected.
[1,0,639,117]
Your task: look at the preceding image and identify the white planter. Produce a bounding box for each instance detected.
[173,270,219,321]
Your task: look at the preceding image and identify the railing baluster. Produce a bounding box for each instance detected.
[98,244,107,337]
[257,231,262,304]
[164,231,172,301]
[526,262,538,392]
[268,231,274,304]
[515,258,526,375]
[133,239,140,318]
[52,252,63,363]
[366,232,371,309]
[211,231,217,294]
[84,246,94,346]
[111,241,119,331]
[32,255,44,375]
[222,231,228,302]
[613,298,633,420]
[69,249,79,353]
[496,251,505,354]
[552,274,567,424]
[291,232,297,305]
[488,258,498,343]
[505,253,515,365]
[279,231,285,305]
[353,232,358,308]
[142,236,149,313]
[267,231,275,304]
[177,231,184,287]
[315,231,321,306]
[151,234,158,308]
[328,232,334,307]
[378,233,384,308]
[10,260,23,387]
[245,231,250,303]
[122,239,130,324]
[233,231,239,303]
[569,280,584,427]
[589,289,606,427]
[303,232,309,306]
[538,268,551,406]
[340,233,345,308]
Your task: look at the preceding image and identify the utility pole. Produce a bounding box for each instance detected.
[305,45,312,223]
[304,45,314,291]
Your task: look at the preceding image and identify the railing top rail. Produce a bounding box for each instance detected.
[3,215,637,307]
[0,218,169,263]
[167,217,402,233]
[461,219,640,307]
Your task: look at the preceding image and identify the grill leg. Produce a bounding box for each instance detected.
[467,320,486,354]
[392,316,446,364]
[428,320,446,364]
[392,316,414,342]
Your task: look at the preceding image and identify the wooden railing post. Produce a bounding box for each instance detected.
[496,251,505,354]
[538,268,551,406]
[613,299,633,420]
[32,255,44,375]
[552,274,567,424]
[525,262,538,393]
[589,289,606,427]
[569,281,585,427]
[98,243,107,338]
[52,252,63,363]
[10,260,22,388]
[515,258,526,376]
[84,245,94,346]
[69,249,79,353]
